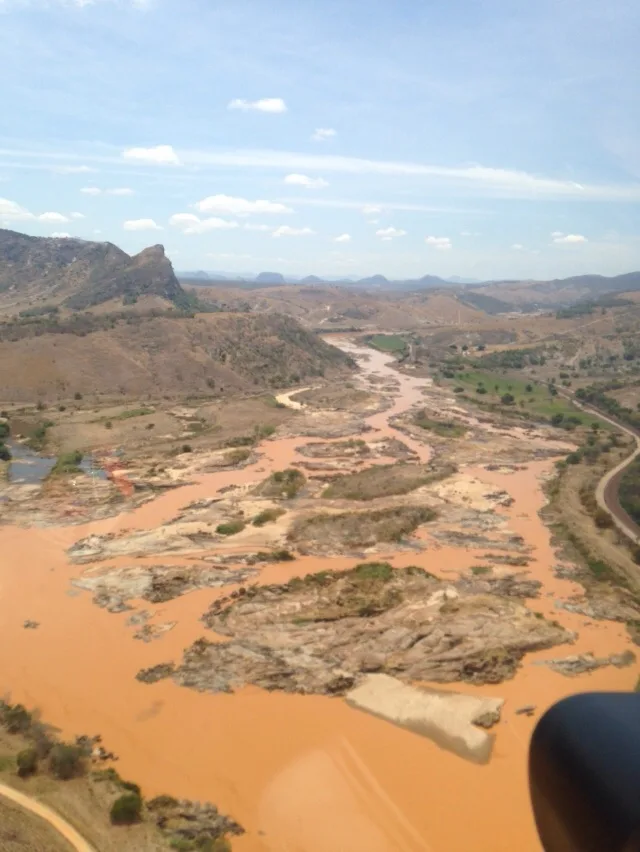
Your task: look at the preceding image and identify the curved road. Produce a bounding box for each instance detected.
[569,396,640,544]
[0,782,95,852]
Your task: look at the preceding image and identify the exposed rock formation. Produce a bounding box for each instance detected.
[158,565,572,696]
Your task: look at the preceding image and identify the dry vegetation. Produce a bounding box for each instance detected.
[0,797,73,852]
[321,462,456,501]
[288,505,436,554]
[0,313,353,404]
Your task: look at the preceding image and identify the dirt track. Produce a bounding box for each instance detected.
[0,782,95,852]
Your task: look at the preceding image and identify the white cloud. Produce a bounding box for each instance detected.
[53,165,95,174]
[123,218,162,231]
[272,226,314,238]
[38,212,69,223]
[195,194,292,216]
[363,205,382,216]
[284,173,328,189]
[93,229,102,235]
[334,233,351,243]
[169,212,238,234]
[228,98,287,114]
[511,243,525,250]
[158,148,640,201]
[425,235,452,250]
[80,187,134,197]
[244,223,273,232]
[312,128,337,142]
[70,212,85,219]
[0,198,34,222]
[376,226,406,240]
[551,231,565,238]
[50,232,71,239]
[122,145,181,166]
[553,233,588,244]
[169,213,200,228]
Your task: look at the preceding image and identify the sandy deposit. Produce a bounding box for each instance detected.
[0,341,636,852]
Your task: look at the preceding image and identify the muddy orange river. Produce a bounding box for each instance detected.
[0,343,636,852]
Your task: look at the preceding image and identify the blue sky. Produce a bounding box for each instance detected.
[1,0,639,280]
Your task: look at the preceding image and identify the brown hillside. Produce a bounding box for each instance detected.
[189,284,485,331]
[0,312,353,403]
[0,229,187,311]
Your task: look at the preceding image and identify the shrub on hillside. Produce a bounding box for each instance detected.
[594,509,613,529]
[110,792,143,825]
[16,747,38,777]
[48,743,83,780]
[216,520,245,536]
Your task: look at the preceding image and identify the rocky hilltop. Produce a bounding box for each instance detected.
[0,229,187,310]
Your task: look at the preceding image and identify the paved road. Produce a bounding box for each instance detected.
[0,782,95,852]
[569,396,640,544]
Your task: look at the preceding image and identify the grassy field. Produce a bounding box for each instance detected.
[0,798,72,852]
[447,369,605,427]
[366,334,407,354]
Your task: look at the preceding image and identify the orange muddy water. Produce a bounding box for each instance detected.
[0,343,637,852]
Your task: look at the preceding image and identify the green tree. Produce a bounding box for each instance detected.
[110,793,143,825]
[48,744,83,780]
[16,747,38,778]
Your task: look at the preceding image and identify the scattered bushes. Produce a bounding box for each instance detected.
[257,468,306,499]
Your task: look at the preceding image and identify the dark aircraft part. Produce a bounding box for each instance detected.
[529,692,640,852]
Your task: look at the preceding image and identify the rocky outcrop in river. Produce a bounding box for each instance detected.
[146,564,573,696]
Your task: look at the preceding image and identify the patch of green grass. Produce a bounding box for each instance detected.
[0,754,15,771]
[414,412,466,437]
[444,370,604,426]
[366,334,408,353]
[113,407,153,420]
[50,450,83,476]
[216,520,246,536]
[471,565,492,575]
[352,561,394,581]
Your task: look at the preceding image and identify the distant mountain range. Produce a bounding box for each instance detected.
[178,268,640,307]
